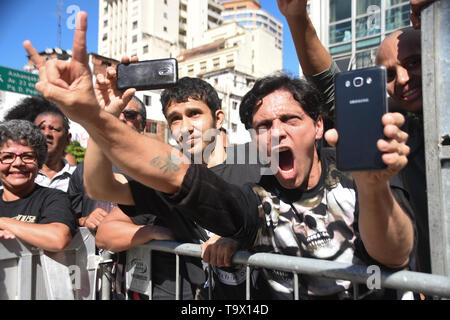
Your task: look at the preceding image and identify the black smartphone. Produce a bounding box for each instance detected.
[116,58,178,91]
[334,66,388,171]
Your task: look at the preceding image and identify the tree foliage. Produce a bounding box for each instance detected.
[65,140,85,164]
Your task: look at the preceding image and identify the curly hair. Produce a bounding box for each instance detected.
[160,77,221,120]
[0,120,48,168]
[4,96,70,134]
[239,74,325,129]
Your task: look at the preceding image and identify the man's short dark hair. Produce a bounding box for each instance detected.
[239,74,325,129]
[160,77,221,120]
[4,96,70,134]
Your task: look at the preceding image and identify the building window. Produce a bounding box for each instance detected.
[329,0,351,22]
[200,61,207,72]
[231,123,237,133]
[103,20,108,27]
[143,45,149,54]
[232,101,238,110]
[355,48,378,69]
[132,35,137,43]
[187,64,194,75]
[163,26,168,32]
[226,55,234,65]
[329,21,352,45]
[213,58,220,69]
[385,4,410,31]
[132,21,138,29]
[355,1,381,39]
[102,33,108,41]
[163,12,168,19]
[144,95,151,106]
[148,122,158,134]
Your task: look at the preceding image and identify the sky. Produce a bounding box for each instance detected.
[0,0,299,76]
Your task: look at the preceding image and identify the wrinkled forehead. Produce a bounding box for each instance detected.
[377,29,421,65]
[255,90,305,118]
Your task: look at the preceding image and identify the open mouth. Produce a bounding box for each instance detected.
[278,149,294,173]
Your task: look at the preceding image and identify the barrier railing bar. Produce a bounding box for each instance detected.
[175,254,180,300]
[208,264,213,300]
[137,241,450,298]
[293,272,299,300]
[246,265,251,300]
[149,250,153,300]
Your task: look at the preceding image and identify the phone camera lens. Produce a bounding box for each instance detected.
[366,77,372,84]
[345,80,351,88]
[353,77,364,87]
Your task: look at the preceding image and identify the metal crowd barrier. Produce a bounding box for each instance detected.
[126,240,450,300]
[0,227,100,300]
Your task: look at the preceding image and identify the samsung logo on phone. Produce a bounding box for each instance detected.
[349,98,369,104]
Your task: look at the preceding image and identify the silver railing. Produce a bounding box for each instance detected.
[125,240,450,300]
[0,227,101,300]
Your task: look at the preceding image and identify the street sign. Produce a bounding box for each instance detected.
[0,65,39,96]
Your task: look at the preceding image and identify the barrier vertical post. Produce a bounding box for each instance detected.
[421,0,450,277]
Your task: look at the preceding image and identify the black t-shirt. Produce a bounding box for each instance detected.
[120,158,262,300]
[68,161,123,219]
[0,184,77,236]
[167,148,416,299]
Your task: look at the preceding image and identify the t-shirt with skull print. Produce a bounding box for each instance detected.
[167,147,415,299]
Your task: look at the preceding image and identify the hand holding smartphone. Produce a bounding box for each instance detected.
[334,66,388,171]
[116,58,178,91]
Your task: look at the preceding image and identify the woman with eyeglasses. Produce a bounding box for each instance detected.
[0,120,76,251]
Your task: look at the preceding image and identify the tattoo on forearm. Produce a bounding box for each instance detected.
[150,155,180,174]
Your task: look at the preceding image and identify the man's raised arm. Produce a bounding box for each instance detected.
[26,11,189,195]
[277,0,332,76]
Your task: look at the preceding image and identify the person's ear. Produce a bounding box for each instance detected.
[315,115,324,140]
[214,110,225,130]
[66,132,72,147]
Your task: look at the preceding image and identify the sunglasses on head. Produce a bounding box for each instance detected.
[122,110,140,121]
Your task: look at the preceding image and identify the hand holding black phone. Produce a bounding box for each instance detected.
[334,66,388,171]
[116,58,178,91]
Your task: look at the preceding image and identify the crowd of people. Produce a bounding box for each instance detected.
[0,0,438,300]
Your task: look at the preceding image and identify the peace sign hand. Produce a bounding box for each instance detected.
[24,11,99,125]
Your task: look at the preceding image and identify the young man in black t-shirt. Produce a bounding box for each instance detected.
[29,17,414,299]
[88,73,261,299]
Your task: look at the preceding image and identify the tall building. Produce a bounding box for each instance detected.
[221,0,283,51]
[307,0,411,73]
[98,0,224,60]
[176,19,282,144]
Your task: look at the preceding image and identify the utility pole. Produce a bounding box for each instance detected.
[57,0,64,48]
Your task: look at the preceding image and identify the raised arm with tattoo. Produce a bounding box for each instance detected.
[26,12,189,195]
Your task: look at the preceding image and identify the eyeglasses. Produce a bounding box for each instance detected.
[0,152,37,164]
[122,110,140,121]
